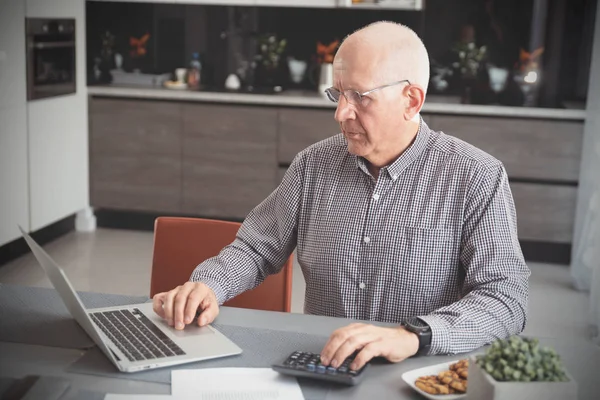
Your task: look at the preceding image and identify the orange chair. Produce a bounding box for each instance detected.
[150,216,293,312]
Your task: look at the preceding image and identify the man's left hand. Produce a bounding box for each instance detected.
[320,323,420,370]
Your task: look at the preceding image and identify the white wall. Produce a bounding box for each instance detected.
[26,0,90,231]
[0,0,29,246]
[570,0,600,345]
[571,0,600,292]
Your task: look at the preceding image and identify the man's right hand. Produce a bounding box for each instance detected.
[152,282,219,330]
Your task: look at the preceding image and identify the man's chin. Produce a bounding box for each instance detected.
[346,142,368,157]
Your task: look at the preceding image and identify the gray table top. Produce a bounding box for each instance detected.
[1,286,599,399]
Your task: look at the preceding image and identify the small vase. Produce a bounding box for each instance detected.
[460,77,477,104]
[255,64,280,90]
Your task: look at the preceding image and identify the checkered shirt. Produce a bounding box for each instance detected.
[190,119,530,355]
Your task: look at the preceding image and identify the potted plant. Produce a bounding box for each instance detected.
[254,34,287,90]
[467,336,577,399]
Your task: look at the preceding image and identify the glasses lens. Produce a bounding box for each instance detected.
[345,91,361,105]
[325,88,340,103]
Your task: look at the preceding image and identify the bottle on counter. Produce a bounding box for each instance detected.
[187,52,202,89]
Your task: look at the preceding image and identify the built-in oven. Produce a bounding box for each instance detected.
[26,18,76,101]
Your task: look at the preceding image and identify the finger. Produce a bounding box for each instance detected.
[152,292,167,319]
[173,283,197,330]
[196,295,219,326]
[350,340,384,371]
[330,331,378,368]
[183,286,209,324]
[162,286,182,326]
[321,324,368,365]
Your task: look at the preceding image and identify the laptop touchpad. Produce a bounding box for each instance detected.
[170,324,216,338]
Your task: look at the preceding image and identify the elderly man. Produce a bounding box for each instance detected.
[153,21,530,371]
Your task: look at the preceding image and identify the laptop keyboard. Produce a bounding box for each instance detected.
[90,308,186,362]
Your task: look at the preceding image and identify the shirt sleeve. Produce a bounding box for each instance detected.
[189,154,305,304]
[418,163,530,355]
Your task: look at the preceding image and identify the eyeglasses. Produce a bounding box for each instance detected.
[324,79,411,106]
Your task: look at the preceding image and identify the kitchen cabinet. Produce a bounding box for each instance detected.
[28,96,90,230]
[511,183,577,243]
[89,99,279,220]
[427,115,584,182]
[25,0,90,231]
[91,154,182,213]
[424,113,582,244]
[182,103,278,219]
[278,108,340,165]
[90,98,182,156]
[88,95,582,245]
[90,98,183,213]
[0,0,26,110]
[0,106,29,246]
[0,0,28,246]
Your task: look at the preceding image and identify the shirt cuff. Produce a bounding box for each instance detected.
[189,276,228,305]
[417,314,452,355]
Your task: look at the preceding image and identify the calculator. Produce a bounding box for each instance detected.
[271,351,369,386]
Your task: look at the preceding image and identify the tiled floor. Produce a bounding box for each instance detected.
[0,227,592,341]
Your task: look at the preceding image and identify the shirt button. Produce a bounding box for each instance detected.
[372,193,380,201]
[392,174,398,180]
[359,282,366,289]
[363,236,370,243]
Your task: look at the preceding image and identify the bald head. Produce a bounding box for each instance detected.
[336,21,430,94]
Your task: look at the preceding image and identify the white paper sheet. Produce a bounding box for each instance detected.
[172,368,304,400]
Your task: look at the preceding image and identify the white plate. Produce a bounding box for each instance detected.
[401,360,467,399]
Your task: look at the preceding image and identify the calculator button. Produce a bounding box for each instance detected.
[338,366,348,373]
[317,365,326,373]
[306,364,316,372]
[327,366,337,374]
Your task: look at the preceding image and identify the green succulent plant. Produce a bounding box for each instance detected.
[476,336,569,382]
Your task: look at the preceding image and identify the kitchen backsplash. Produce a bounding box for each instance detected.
[86,0,594,109]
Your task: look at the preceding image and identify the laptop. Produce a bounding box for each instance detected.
[19,226,242,372]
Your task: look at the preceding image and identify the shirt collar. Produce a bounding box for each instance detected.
[354,117,431,180]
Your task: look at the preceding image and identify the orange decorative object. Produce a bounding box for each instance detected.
[517,47,544,71]
[130,33,150,58]
[317,40,340,64]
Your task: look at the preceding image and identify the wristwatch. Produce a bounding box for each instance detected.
[403,317,432,356]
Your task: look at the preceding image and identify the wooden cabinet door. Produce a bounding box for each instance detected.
[278,108,340,164]
[89,98,183,212]
[90,98,182,156]
[182,103,278,219]
[91,153,182,213]
[511,183,577,243]
[428,115,583,182]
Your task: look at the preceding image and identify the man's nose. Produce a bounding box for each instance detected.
[334,94,356,122]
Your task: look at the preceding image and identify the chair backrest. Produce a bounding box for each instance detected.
[150,216,293,312]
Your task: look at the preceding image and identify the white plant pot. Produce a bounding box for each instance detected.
[466,356,578,400]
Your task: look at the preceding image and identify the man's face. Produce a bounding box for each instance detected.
[332,46,408,162]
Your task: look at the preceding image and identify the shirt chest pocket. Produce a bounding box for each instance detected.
[387,226,461,295]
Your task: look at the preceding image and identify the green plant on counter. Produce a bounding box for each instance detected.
[452,41,487,79]
[255,34,287,70]
[476,336,569,382]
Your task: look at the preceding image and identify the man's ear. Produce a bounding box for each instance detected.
[403,85,425,121]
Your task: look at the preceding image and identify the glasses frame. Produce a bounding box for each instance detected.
[325,79,411,106]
